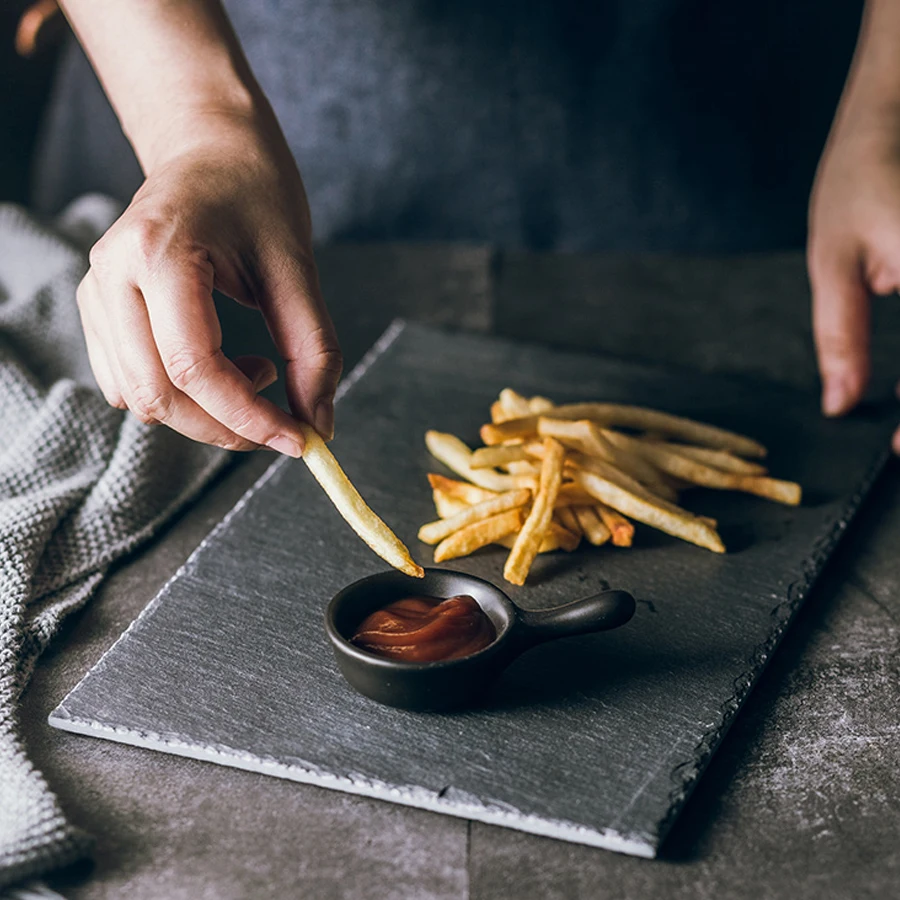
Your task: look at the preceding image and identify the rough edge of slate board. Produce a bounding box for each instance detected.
[47,319,892,858]
[657,450,888,846]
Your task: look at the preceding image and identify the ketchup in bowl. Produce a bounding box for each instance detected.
[350,595,497,663]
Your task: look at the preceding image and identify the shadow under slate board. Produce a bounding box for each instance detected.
[49,320,894,857]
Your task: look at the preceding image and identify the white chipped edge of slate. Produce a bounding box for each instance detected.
[47,707,654,857]
[46,315,655,858]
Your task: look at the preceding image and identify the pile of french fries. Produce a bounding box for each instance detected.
[418,389,802,586]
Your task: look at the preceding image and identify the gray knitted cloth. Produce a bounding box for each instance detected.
[0,198,229,889]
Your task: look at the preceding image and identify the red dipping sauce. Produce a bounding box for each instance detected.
[351,595,497,663]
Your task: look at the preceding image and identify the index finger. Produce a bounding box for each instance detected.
[809,245,871,417]
[254,247,343,438]
[141,251,308,456]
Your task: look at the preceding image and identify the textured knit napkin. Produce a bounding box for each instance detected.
[0,198,229,888]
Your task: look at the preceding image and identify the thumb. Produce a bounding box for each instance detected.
[257,247,343,440]
[809,245,871,417]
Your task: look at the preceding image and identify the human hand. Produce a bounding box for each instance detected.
[808,107,900,453]
[77,109,342,455]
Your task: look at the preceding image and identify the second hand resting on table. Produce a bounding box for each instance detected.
[61,0,900,453]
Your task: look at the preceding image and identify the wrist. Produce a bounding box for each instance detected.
[126,58,276,175]
[135,92,274,176]
[828,1,900,151]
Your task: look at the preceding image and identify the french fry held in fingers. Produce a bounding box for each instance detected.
[299,425,423,577]
[420,388,801,583]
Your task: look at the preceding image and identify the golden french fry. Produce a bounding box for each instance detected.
[566,451,686,514]
[433,508,524,563]
[300,425,423,577]
[498,388,533,420]
[571,467,725,553]
[506,459,541,476]
[528,395,555,413]
[734,476,802,505]
[573,506,612,546]
[641,440,768,475]
[554,510,584,549]
[483,404,767,458]
[433,489,470,519]
[536,418,677,501]
[471,444,531,469]
[554,484,599,507]
[419,489,532,545]
[504,437,566,584]
[600,430,800,505]
[426,430,534,492]
[427,473,498,504]
[549,520,581,552]
[481,419,538,446]
[490,400,507,424]
[496,523,575,554]
[594,502,635,547]
[555,506,582,538]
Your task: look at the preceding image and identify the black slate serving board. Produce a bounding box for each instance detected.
[49,321,893,856]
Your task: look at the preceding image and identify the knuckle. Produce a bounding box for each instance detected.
[127,218,167,269]
[164,347,218,393]
[299,327,343,375]
[221,400,261,437]
[217,433,257,452]
[87,238,112,275]
[129,382,174,424]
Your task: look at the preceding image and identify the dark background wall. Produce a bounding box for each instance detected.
[2,1,863,255]
[0,3,61,203]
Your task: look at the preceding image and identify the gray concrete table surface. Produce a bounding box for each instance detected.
[19,245,900,899]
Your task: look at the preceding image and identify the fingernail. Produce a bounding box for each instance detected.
[822,378,849,417]
[314,400,334,441]
[267,434,303,458]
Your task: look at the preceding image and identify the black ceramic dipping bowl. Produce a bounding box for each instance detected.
[325,568,636,711]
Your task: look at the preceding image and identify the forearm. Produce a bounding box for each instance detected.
[832,0,900,139]
[57,0,268,173]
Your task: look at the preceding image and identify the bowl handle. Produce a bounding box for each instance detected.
[515,590,636,647]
